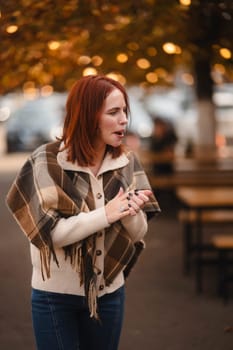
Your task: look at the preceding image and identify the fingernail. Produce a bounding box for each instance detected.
[134,189,139,196]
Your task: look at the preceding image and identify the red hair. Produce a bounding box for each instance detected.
[61,75,130,166]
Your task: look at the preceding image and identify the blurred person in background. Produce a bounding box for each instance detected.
[6,75,160,350]
[150,116,178,174]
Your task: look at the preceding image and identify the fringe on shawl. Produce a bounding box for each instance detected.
[38,240,100,320]
[39,246,52,281]
[87,275,99,320]
[38,238,143,321]
[64,244,83,274]
[64,241,100,320]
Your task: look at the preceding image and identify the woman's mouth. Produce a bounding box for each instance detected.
[114,131,125,137]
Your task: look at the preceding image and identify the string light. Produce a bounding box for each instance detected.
[41,85,54,96]
[155,67,168,78]
[147,47,157,57]
[219,48,231,59]
[116,53,128,63]
[6,25,18,34]
[48,41,60,50]
[146,72,158,83]
[162,42,182,55]
[179,0,191,6]
[92,56,103,66]
[213,64,226,74]
[23,81,38,100]
[107,73,126,85]
[127,42,139,51]
[136,58,151,69]
[181,73,194,85]
[77,55,91,65]
[82,67,97,76]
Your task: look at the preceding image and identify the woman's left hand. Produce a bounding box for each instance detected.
[127,189,152,216]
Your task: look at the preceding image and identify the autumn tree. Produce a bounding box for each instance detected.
[1,0,232,152]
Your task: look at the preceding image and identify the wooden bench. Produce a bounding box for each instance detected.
[212,235,233,302]
[178,209,233,276]
[212,235,233,249]
[178,209,233,223]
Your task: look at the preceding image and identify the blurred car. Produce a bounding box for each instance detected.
[5,94,66,153]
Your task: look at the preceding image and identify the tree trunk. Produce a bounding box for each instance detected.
[194,57,217,158]
[188,0,222,159]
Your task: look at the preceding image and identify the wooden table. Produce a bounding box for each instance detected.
[177,187,233,209]
[149,172,233,189]
[176,186,233,293]
[138,150,233,189]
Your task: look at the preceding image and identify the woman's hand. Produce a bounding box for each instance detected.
[105,187,152,224]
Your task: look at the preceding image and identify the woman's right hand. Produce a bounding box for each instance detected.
[105,187,152,224]
[105,187,130,224]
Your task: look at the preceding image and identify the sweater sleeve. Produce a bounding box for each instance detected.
[51,207,110,248]
[121,210,148,243]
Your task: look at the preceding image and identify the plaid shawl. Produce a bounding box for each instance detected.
[6,141,160,318]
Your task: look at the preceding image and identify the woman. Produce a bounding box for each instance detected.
[6,75,160,350]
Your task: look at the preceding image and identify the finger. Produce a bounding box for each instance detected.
[116,187,124,198]
[130,194,144,206]
[140,189,153,197]
[120,208,131,218]
[125,191,133,201]
[137,193,149,202]
[128,200,140,212]
[134,190,152,196]
[134,190,152,203]
[125,202,137,216]
[118,199,131,213]
[128,206,137,216]
[134,198,144,208]
[130,193,150,209]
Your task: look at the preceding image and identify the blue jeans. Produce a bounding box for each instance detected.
[31,286,125,350]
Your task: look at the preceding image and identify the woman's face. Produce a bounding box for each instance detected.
[96,88,128,150]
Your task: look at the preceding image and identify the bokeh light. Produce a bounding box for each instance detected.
[146,72,158,83]
[219,48,232,60]
[48,41,61,50]
[116,53,128,63]
[6,25,18,34]
[77,56,92,65]
[136,58,151,69]
[179,0,191,6]
[163,42,182,55]
[82,67,98,76]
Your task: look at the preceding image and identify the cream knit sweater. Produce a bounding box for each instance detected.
[31,149,148,297]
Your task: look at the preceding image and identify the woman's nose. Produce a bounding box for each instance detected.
[119,112,128,124]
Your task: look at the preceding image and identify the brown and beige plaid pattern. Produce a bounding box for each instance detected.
[6,141,160,318]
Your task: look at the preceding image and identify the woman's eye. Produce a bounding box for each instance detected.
[108,109,118,116]
[107,107,127,116]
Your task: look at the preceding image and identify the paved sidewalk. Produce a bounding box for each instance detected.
[1,168,233,349]
[0,152,29,176]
